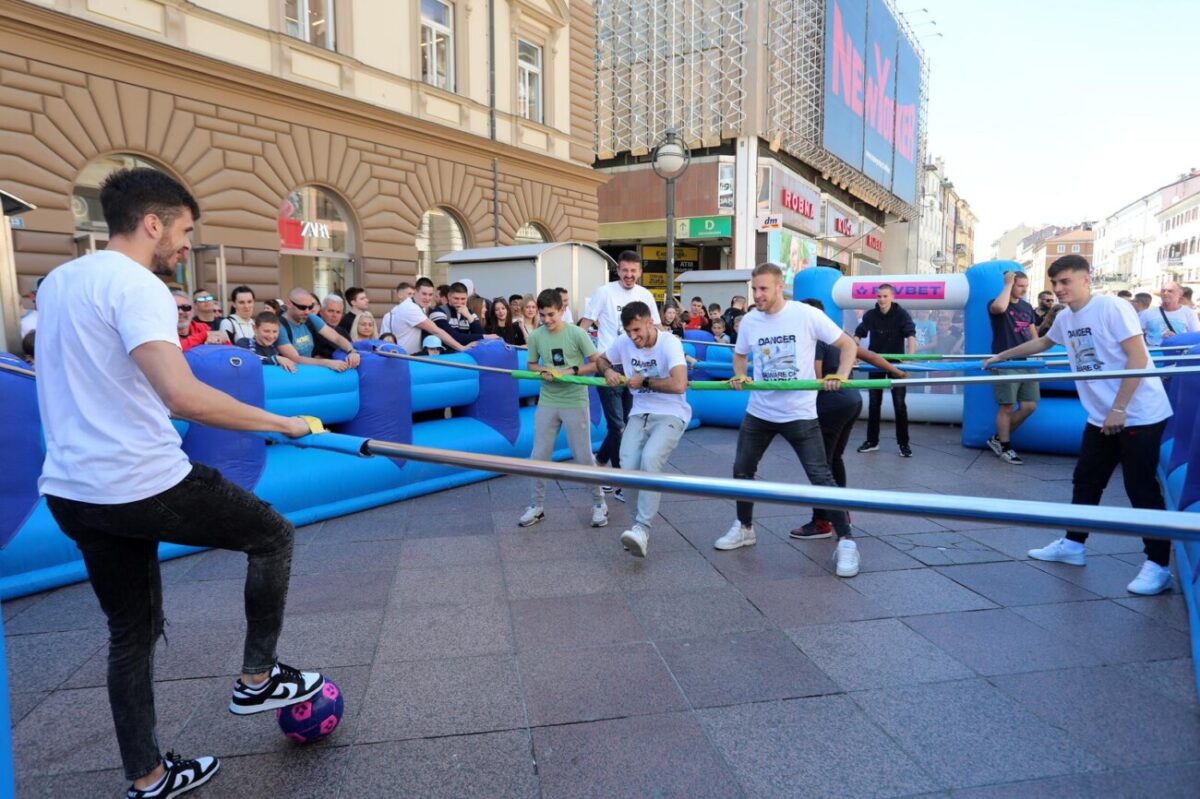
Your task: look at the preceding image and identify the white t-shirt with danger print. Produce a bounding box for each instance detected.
[734,301,846,423]
[584,281,661,351]
[605,331,692,425]
[1046,294,1172,428]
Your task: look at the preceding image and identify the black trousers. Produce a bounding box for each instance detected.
[1064,420,1171,567]
[864,371,909,446]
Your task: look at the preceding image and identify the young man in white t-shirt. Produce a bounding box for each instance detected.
[35,169,327,797]
[984,254,1174,595]
[716,263,863,578]
[579,251,661,494]
[379,276,471,354]
[1138,281,1199,345]
[596,300,691,557]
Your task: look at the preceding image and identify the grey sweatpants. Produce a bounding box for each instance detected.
[530,403,604,506]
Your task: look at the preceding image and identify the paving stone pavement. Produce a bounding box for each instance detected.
[6,423,1198,798]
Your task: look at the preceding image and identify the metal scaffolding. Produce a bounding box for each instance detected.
[596,0,747,157]
[597,0,928,220]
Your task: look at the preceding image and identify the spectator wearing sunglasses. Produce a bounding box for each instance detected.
[191,288,223,331]
[174,290,211,352]
[276,287,361,372]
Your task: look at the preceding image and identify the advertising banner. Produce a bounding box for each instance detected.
[767,230,818,289]
[823,0,867,171]
[862,0,897,189]
[891,33,921,205]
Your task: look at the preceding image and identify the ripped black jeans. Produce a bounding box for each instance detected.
[47,463,294,780]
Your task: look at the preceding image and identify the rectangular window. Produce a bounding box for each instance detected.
[1071,244,1080,253]
[517,39,543,123]
[284,0,335,49]
[421,0,454,91]
[1056,244,1065,253]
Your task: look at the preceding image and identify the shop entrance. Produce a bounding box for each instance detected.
[278,186,355,298]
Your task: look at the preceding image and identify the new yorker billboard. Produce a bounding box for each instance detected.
[822,0,919,205]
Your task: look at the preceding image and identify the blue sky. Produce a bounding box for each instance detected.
[904,0,1200,252]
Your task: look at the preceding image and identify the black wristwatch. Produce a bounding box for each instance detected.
[571,366,579,375]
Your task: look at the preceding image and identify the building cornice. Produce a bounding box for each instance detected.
[0,0,606,188]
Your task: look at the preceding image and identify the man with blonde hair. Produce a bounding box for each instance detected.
[715,263,863,578]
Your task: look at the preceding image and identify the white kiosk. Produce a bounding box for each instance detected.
[441,242,614,321]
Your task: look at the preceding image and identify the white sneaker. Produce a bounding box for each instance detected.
[591,502,609,527]
[1027,538,1086,566]
[620,525,649,557]
[1127,560,1172,596]
[987,435,1003,456]
[518,506,545,528]
[714,521,756,551]
[834,539,860,578]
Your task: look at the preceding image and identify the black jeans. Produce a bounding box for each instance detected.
[733,413,851,536]
[1064,420,1171,567]
[46,463,294,780]
[596,384,633,468]
[865,371,909,446]
[814,396,863,522]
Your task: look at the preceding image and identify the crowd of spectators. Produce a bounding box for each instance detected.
[36,256,1196,379]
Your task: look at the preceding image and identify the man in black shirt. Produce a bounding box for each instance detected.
[854,284,916,457]
[987,271,1039,464]
[429,282,495,347]
[1032,290,1055,329]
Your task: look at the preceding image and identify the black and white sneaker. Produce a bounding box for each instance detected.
[127,752,219,798]
[229,661,324,715]
[612,488,626,503]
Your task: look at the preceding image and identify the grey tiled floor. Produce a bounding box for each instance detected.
[5,423,1199,798]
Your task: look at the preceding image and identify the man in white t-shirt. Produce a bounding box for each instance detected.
[34,168,327,798]
[1138,281,1199,345]
[596,300,691,557]
[379,276,470,354]
[984,254,1174,596]
[579,251,661,493]
[715,263,863,578]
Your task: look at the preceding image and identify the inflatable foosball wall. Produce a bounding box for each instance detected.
[0,340,605,600]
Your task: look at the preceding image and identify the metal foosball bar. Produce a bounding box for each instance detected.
[369,346,1200,391]
[265,416,1200,543]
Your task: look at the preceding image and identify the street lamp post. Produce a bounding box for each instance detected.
[652,128,690,306]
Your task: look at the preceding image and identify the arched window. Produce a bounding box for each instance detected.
[73,153,162,235]
[514,222,549,246]
[278,186,356,298]
[73,154,196,285]
[417,207,467,285]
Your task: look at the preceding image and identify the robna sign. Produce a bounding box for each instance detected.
[866,233,883,252]
[780,189,815,219]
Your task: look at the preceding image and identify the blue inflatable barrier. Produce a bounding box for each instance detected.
[0,341,604,601]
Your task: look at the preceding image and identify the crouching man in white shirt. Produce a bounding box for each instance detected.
[596,301,691,557]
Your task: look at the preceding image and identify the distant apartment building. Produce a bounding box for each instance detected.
[1020,226,1094,292]
[991,224,1036,262]
[881,156,975,274]
[1093,168,1200,293]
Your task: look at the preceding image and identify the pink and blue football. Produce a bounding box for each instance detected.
[276,680,344,744]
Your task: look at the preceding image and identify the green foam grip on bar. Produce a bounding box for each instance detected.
[510,369,610,386]
[687,379,894,391]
